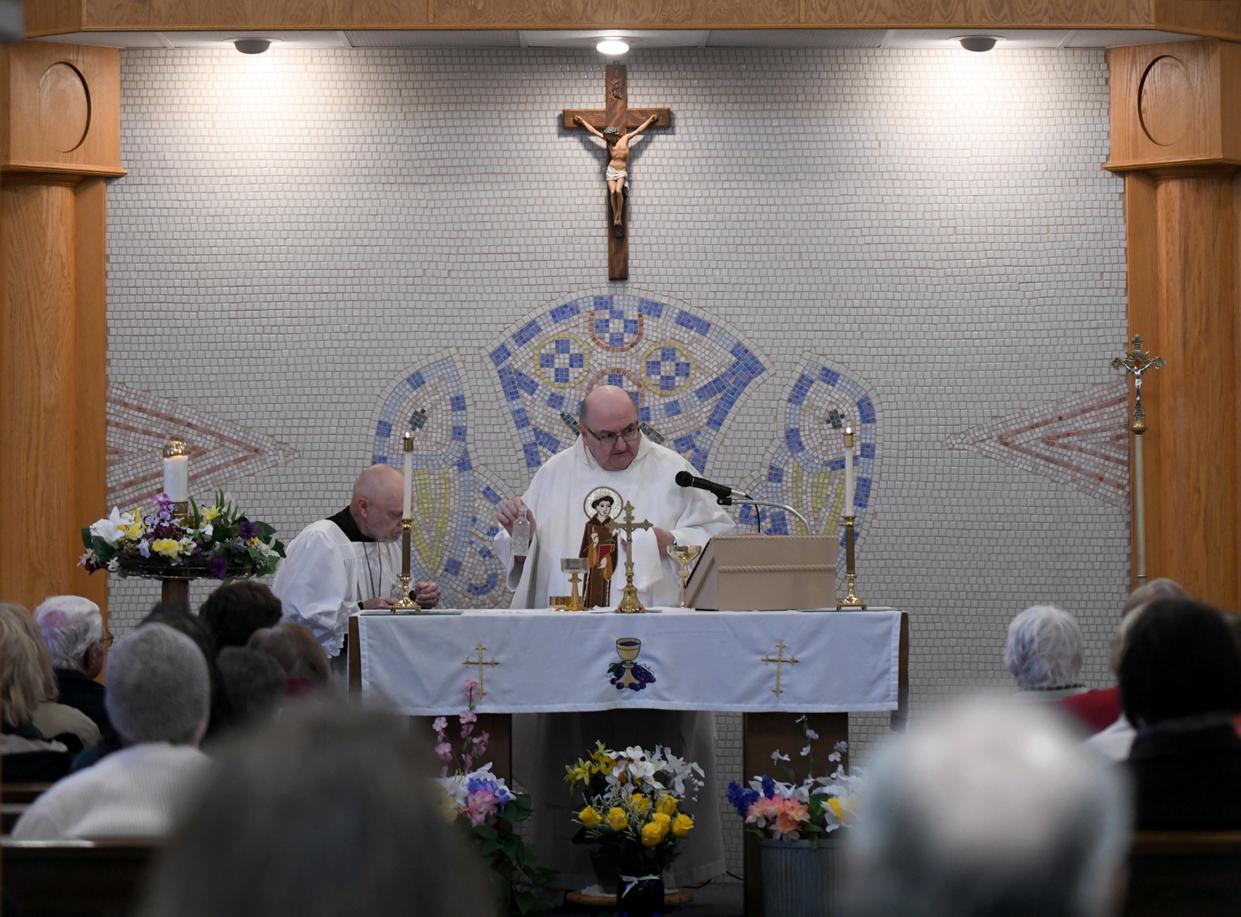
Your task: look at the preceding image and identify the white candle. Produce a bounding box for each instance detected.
[843,427,855,519]
[163,453,188,502]
[402,432,414,519]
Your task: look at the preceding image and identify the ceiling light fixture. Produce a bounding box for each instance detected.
[233,38,272,54]
[957,35,1000,52]
[595,37,630,56]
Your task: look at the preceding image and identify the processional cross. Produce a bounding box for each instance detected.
[463,642,499,698]
[761,640,800,697]
[1111,335,1165,585]
[563,64,671,281]
[604,499,654,613]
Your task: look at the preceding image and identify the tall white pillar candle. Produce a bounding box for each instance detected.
[402,432,414,519]
[163,439,188,502]
[843,427,855,518]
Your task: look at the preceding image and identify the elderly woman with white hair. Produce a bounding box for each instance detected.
[1004,604,1086,700]
[13,623,212,840]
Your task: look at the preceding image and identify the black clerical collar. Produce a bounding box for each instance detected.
[327,506,374,542]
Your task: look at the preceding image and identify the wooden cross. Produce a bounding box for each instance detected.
[761,640,800,697]
[563,63,671,281]
[604,498,654,613]
[462,642,499,699]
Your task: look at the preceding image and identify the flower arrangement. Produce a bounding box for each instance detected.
[728,717,860,842]
[433,681,556,916]
[79,492,284,580]
[565,742,704,876]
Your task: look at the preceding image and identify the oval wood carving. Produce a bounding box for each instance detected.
[39,62,92,153]
[1138,55,1192,148]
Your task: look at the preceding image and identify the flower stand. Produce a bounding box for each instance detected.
[760,836,844,917]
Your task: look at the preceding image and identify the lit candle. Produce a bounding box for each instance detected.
[402,431,414,519]
[843,427,855,518]
[162,438,188,502]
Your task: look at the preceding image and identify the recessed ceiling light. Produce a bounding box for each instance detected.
[596,37,630,56]
[957,35,1000,52]
[234,38,272,54]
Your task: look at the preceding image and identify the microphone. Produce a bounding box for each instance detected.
[675,470,750,504]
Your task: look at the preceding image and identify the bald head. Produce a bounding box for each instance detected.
[350,464,405,541]
[579,386,641,471]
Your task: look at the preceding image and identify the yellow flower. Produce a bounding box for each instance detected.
[438,791,459,823]
[629,793,651,816]
[641,821,666,847]
[606,807,628,831]
[650,812,671,829]
[151,538,181,558]
[828,795,858,825]
[655,795,678,816]
[579,806,603,829]
[671,813,694,837]
[565,762,592,787]
[201,505,221,523]
[246,536,261,547]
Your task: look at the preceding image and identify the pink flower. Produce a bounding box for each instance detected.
[432,716,448,733]
[464,680,478,700]
[464,790,499,826]
[460,711,477,725]
[774,799,809,837]
[434,741,453,761]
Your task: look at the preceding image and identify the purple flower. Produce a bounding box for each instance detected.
[207,555,229,579]
[728,781,760,818]
[761,775,776,799]
[239,520,259,540]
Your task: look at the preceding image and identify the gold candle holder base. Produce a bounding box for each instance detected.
[391,573,422,613]
[614,583,646,614]
[172,501,189,520]
[559,558,588,611]
[835,515,867,610]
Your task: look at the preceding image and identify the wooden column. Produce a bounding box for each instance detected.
[0,42,122,613]
[1107,39,1241,609]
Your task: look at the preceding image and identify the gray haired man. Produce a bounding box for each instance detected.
[34,594,113,734]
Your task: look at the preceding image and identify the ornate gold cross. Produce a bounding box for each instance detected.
[761,640,800,697]
[605,499,654,613]
[462,642,499,699]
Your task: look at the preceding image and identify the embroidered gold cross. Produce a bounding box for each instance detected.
[761,640,799,697]
[463,643,499,699]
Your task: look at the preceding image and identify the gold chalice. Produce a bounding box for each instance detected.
[665,543,703,608]
[560,557,588,611]
[615,637,642,688]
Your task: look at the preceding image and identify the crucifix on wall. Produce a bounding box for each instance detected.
[563,64,671,281]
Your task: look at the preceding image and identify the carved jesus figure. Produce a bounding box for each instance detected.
[574,114,657,237]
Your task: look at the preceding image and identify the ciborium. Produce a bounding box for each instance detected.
[665,543,703,608]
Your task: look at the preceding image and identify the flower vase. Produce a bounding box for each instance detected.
[760,836,843,917]
[616,874,664,917]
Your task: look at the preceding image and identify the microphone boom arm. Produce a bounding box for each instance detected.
[723,497,812,535]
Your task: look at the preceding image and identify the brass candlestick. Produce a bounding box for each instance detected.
[391,517,421,612]
[666,543,702,607]
[559,557,588,611]
[836,515,867,609]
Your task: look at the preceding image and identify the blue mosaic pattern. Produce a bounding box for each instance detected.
[371,356,510,607]
[738,357,879,574]
[492,291,765,472]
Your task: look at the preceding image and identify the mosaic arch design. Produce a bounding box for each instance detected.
[490,291,766,471]
[370,356,511,609]
[738,357,879,573]
[945,380,1129,507]
[106,382,296,509]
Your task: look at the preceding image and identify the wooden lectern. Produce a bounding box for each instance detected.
[685,534,838,610]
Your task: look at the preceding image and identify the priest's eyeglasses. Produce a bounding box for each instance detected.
[584,423,641,446]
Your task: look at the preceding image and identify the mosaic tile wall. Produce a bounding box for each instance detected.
[106,46,1130,876]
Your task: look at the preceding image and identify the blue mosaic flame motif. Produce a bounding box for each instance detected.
[491,293,765,471]
[371,356,510,608]
[738,358,878,573]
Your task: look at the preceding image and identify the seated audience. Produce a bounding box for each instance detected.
[135,704,496,917]
[1061,578,1186,735]
[1120,597,1241,830]
[13,624,212,839]
[1,604,72,782]
[8,603,101,753]
[198,580,283,650]
[140,604,235,740]
[216,647,287,727]
[34,594,114,735]
[1004,604,1086,700]
[247,621,332,695]
[845,696,1130,917]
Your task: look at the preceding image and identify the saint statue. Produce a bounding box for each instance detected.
[579,491,619,607]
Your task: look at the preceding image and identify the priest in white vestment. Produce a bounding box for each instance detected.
[273,465,440,666]
[495,385,734,889]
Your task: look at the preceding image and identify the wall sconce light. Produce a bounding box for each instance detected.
[234,38,272,54]
[957,36,1000,52]
[595,37,629,56]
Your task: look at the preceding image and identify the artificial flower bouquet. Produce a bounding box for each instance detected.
[565,742,704,877]
[728,732,860,842]
[79,491,285,580]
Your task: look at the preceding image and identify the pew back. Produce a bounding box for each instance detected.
[1,840,157,917]
[1125,831,1241,917]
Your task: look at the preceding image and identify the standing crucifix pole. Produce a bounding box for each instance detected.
[563,64,671,281]
[1112,335,1165,586]
[604,499,654,613]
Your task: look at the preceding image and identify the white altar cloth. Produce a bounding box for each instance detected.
[357,607,903,715]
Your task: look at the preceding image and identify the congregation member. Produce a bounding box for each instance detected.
[1119,596,1241,829]
[845,696,1130,917]
[216,647,287,727]
[134,704,494,917]
[247,621,332,696]
[1004,604,1086,700]
[33,594,113,735]
[273,464,441,669]
[495,384,734,889]
[1061,578,1187,736]
[13,624,212,839]
[0,604,72,782]
[198,580,283,650]
[9,603,100,753]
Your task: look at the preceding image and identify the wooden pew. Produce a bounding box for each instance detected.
[1124,831,1241,917]
[1,803,27,834]
[1,840,158,917]
[1,784,51,805]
